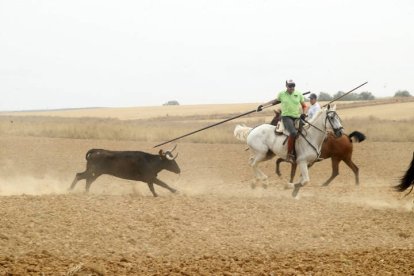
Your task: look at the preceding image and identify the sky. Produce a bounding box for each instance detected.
[1,0,413,111]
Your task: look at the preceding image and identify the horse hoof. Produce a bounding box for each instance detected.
[284,182,294,190]
[292,184,302,198]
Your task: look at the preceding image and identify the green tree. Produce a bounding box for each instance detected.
[317,92,332,101]
[394,90,411,97]
[332,91,358,101]
[358,91,375,100]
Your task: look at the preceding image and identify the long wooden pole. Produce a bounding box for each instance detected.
[153,91,311,148]
[322,81,368,107]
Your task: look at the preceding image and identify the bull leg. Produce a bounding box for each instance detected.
[146,182,158,197]
[85,175,98,193]
[343,158,360,185]
[153,178,177,194]
[322,158,340,186]
[69,171,89,191]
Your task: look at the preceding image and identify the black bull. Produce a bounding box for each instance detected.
[69,147,180,197]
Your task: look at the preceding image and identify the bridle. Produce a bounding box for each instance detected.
[302,110,343,136]
[298,109,343,162]
[325,110,344,137]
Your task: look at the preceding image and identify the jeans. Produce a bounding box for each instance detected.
[282,116,298,137]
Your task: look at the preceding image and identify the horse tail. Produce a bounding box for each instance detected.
[234,124,252,142]
[348,131,366,143]
[394,152,414,193]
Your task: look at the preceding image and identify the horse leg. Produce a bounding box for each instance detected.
[322,158,340,186]
[275,158,297,181]
[292,161,309,198]
[249,153,268,189]
[343,158,360,185]
[290,163,297,184]
[275,158,284,176]
[283,162,298,190]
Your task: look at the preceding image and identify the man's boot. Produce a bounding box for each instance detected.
[286,135,296,163]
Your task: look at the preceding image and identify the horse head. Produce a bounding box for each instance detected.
[325,105,343,137]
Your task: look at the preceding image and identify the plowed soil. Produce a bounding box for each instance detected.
[1,136,414,275]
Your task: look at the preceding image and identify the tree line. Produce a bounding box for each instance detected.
[316,90,412,101]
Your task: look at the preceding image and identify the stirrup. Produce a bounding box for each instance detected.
[286,154,296,164]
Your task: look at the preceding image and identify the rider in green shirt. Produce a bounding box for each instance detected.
[257,79,307,163]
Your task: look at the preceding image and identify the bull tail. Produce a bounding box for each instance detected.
[394,152,414,194]
[234,124,253,142]
[348,131,366,143]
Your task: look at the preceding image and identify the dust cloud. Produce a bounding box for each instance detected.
[0,175,68,196]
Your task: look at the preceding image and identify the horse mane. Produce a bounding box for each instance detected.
[394,152,414,194]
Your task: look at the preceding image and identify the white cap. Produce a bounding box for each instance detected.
[286,79,295,85]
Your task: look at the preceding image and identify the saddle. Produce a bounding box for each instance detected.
[274,119,302,136]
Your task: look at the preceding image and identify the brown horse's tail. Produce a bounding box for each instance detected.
[394,152,414,193]
[348,131,366,143]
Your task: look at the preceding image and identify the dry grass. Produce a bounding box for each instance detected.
[0,99,413,143]
[0,115,266,144]
[0,103,259,120]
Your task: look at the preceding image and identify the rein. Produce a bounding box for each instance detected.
[302,110,342,134]
[298,131,323,161]
[297,110,342,162]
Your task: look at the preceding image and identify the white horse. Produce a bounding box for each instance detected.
[234,105,343,197]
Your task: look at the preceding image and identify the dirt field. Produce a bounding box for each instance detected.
[1,99,414,275]
[1,131,414,274]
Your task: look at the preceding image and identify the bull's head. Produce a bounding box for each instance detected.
[159,145,180,174]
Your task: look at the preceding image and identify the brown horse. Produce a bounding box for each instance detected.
[271,110,366,186]
[394,152,414,195]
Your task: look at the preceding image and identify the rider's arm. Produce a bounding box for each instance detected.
[257,99,281,112]
[301,102,307,112]
[267,99,281,106]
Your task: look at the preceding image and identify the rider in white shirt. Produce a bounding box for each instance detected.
[307,93,321,119]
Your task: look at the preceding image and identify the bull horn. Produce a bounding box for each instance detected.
[165,151,174,160]
[168,144,177,153]
[173,152,178,160]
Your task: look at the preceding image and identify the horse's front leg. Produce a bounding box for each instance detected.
[292,161,310,198]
